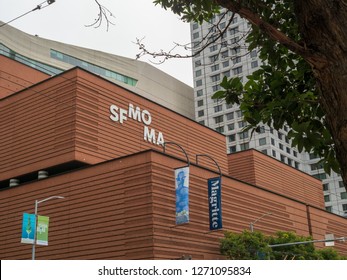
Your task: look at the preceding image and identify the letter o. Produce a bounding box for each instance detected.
[141,110,152,125]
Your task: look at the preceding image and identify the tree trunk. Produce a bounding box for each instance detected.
[294,0,347,191]
[216,0,347,191]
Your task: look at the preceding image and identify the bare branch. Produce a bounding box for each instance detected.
[135,10,239,64]
[85,0,115,31]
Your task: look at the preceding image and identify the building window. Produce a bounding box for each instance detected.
[236,110,243,118]
[215,126,224,133]
[228,134,236,142]
[229,27,239,35]
[309,153,318,160]
[287,158,292,166]
[280,154,286,163]
[197,100,204,107]
[271,138,275,145]
[240,142,249,151]
[198,110,204,117]
[233,66,243,75]
[193,42,201,48]
[339,181,345,188]
[223,61,229,68]
[238,131,249,140]
[211,74,221,82]
[231,47,241,55]
[193,32,200,39]
[209,54,219,63]
[195,60,201,67]
[221,50,228,58]
[230,37,239,44]
[261,149,267,155]
[214,115,224,124]
[294,161,300,169]
[196,79,202,87]
[279,143,283,150]
[232,56,241,64]
[278,132,283,140]
[285,136,290,144]
[251,60,258,68]
[310,162,324,171]
[286,147,291,154]
[323,183,329,191]
[211,64,219,72]
[325,206,332,212]
[195,69,202,77]
[51,49,137,86]
[259,137,266,146]
[229,145,237,153]
[226,112,234,120]
[214,105,223,112]
[238,120,246,128]
[210,45,218,52]
[293,151,298,157]
[313,173,326,180]
[223,70,230,77]
[199,120,205,125]
[324,195,330,202]
[341,192,347,200]
[343,204,347,211]
[228,123,235,131]
[212,85,221,91]
[196,89,203,97]
[258,126,265,134]
[250,50,257,58]
[192,23,199,30]
[272,150,276,157]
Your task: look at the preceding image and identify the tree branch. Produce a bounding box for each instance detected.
[85,0,115,31]
[215,0,328,69]
[136,11,240,63]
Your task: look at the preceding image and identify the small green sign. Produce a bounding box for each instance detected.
[36,216,50,246]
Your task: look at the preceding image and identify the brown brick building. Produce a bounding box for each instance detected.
[1,56,346,259]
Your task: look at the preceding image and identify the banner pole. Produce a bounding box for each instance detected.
[31,196,64,260]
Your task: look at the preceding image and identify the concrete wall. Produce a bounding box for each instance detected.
[0,23,194,118]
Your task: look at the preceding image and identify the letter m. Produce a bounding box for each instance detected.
[128,103,141,122]
[144,126,156,143]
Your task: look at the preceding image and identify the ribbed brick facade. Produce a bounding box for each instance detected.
[1,59,346,259]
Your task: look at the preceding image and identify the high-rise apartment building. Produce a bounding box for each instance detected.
[190,9,347,217]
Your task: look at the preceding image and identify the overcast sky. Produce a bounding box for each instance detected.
[0,0,193,86]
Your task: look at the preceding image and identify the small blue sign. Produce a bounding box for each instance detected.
[208,177,222,230]
[21,213,36,244]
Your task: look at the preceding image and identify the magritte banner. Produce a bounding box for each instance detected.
[208,177,223,230]
[175,166,190,225]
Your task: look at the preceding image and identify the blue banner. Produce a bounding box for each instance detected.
[175,166,189,225]
[208,177,222,230]
[21,213,36,244]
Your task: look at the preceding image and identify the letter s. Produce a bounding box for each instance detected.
[110,104,119,122]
